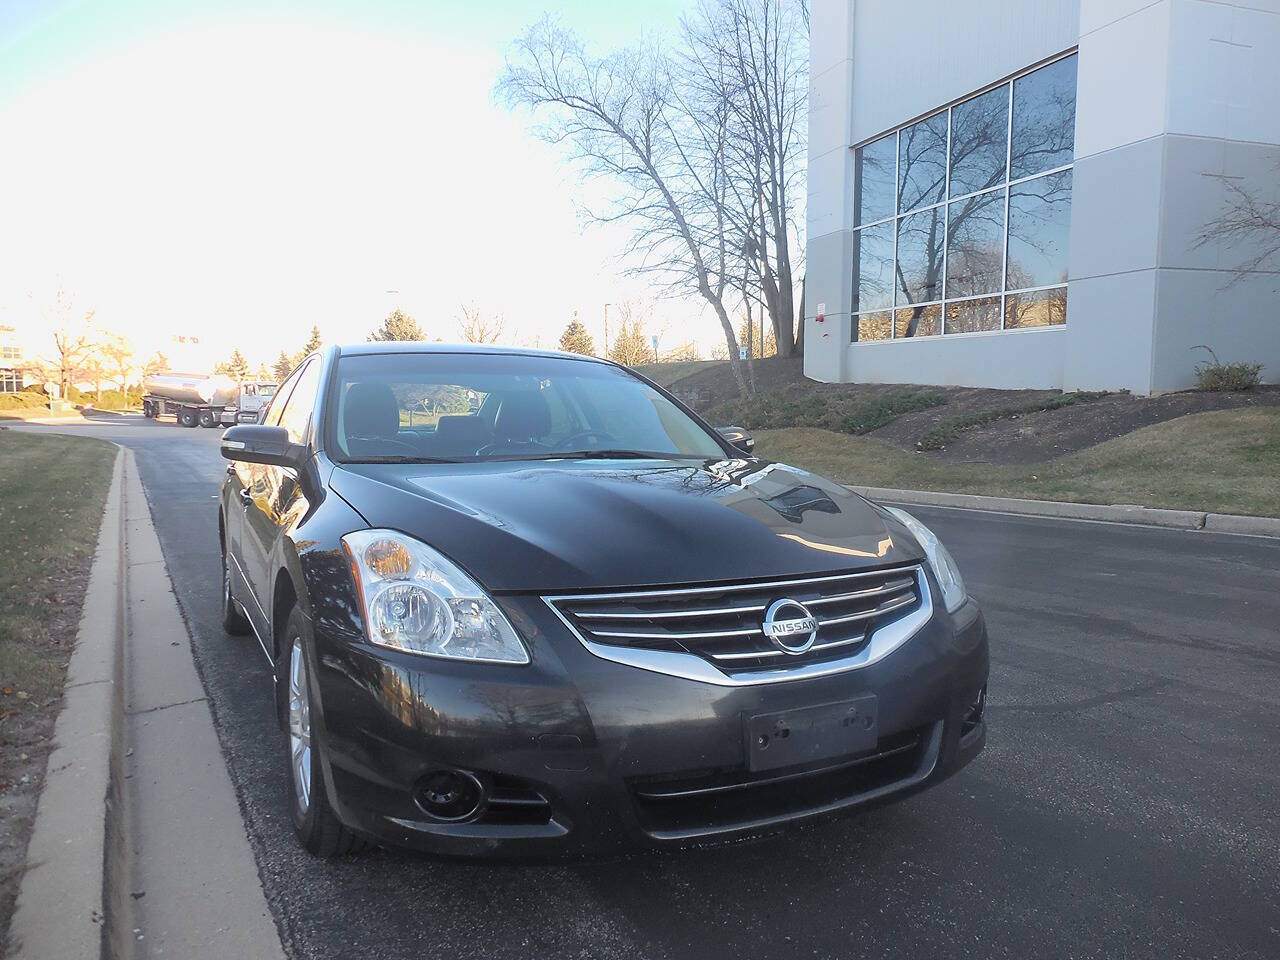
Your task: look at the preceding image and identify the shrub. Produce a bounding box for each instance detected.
[0,391,50,411]
[706,388,946,436]
[840,390,947,434]
[1192,346,1263,392]
[84,389,143,411]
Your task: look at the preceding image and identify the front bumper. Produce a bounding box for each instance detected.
[308,589,989,857]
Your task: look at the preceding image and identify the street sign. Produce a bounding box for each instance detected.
[739,347,748,360]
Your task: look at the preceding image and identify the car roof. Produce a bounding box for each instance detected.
[333,342,614,365]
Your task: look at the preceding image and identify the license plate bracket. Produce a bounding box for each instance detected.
[745,696,879,773]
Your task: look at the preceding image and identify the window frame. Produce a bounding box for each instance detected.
[850,50,1076,344]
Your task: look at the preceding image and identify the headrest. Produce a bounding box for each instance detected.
[344,382,400,441]
[491,390,551,441]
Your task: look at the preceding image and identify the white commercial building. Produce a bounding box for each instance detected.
[805,0,1280,393]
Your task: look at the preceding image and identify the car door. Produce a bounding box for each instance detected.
[224,366,296,625]
[240,358,321,632]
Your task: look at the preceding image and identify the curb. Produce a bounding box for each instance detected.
[8,448,125,960]
[848,485,1280,538]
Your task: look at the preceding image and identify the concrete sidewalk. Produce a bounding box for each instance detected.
[9,448,282,960]
[848,484,1280,538]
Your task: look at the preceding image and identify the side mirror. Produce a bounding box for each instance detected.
[220,425,306,470]
[715,425,755,455]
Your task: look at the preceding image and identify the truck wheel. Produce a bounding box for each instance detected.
[199,409,218,428]
[142,400,153,418]
[179,408,198,427]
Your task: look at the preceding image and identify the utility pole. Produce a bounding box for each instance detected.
[603,303,611,359]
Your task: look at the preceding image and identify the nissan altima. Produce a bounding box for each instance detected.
[218,344,988,857]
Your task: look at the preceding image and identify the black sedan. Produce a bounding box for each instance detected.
[217,344,988,857]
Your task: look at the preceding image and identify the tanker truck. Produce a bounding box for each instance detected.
[142,373,273,428]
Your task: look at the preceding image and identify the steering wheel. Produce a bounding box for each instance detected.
[553,430,618,451]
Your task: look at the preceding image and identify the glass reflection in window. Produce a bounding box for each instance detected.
[949,85,1009,198]
[946,188,1006,298]
[1011,54,1076,180]
[854,133,897,226]
[896,207,945,305]
[898,111,948,213]
[1007,170,1072,290]
[852,220,895,314]
[895,304,941,339]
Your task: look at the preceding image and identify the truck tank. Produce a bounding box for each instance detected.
[142,373,239,407]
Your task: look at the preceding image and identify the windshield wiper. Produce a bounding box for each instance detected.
[351,455,457,464]
[557,449,659,460]
[481,449,662,462]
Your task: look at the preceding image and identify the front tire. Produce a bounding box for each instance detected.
[220,544,251,636]
[279,609,361,858]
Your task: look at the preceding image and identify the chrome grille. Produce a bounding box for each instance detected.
[545,565,926,678]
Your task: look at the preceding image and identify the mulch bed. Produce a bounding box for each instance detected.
[667,357,1280,466]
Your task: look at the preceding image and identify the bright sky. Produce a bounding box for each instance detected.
[0,0,717,374]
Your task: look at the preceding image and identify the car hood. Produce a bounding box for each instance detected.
[328,457,923,592]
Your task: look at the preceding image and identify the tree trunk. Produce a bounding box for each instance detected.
[795,276,805,355]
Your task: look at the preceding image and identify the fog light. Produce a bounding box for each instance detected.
[415,769,486,822]
[960,685,986,739]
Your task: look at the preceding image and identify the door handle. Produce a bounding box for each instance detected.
[239,488,253,508]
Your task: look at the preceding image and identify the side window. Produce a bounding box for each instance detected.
[277,361,322,444]
[263,365,304,427]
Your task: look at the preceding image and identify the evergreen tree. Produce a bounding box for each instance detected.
[217,349,251,381]
[558,313,595,355]
[736,317,776,359]
[302,325,323,354]
[369,308,425,342]
[607,318,650,366]
[272,350,294,381]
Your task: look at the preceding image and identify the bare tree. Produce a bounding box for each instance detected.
[459,304,506,344]
[41,291,94,399]
[499,19,752,396]
[101,334,136,392]
[681,0,807,358]
[1198,159,1280,285]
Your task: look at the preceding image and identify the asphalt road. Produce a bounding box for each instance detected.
[16,415,1280,960]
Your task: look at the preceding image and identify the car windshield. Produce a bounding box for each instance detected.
[327,352,728,463]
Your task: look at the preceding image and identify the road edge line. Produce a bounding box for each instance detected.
[9,446,125,960]
[845,485,1280,535]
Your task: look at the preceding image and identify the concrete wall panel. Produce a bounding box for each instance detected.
[1069,136,1164,280]
[1063,270,1158,393]
[1150,269,1280,391]
[844,328,1068,389]
[849,0,1079,144]
[1074,1,1169,160]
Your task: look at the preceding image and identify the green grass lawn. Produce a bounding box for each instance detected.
[630,359,726,387]
[756,407,1280,517]
[0,431,116,711]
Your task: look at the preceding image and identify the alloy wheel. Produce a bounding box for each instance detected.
[288,638,312,814]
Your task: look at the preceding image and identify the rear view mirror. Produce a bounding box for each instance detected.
[220,425,306,470]
[715,425,755,455]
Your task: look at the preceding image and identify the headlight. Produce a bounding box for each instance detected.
[341,529,529,664]
[885,507,967,614]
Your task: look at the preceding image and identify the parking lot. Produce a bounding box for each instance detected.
[26,416,1280,960]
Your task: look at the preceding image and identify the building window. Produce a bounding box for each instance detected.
[851,52,1076,343]
[0,369,22,393]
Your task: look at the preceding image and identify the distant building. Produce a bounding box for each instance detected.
[805,0,1280,393]
[0,326,31,393]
